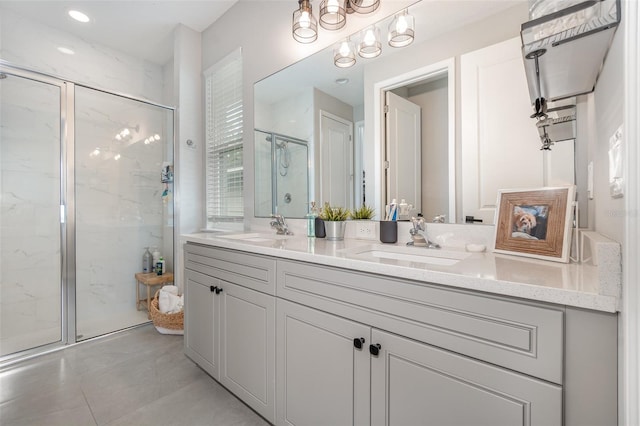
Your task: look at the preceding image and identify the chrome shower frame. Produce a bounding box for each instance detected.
[0,60,176,367]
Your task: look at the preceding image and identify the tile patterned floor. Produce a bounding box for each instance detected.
[0,324,269,426]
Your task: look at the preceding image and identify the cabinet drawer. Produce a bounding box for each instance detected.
[277,259,563,384]
[185,243,276,295]
[370,328,562,426]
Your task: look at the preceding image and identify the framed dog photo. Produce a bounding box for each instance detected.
[494,186,576,263]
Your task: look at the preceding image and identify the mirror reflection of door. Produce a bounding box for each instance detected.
[385,91,421,215]
[320,111,354,210]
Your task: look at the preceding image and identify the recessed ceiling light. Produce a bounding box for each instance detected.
[57,47,75,55]
[68,10,90,23]
[335,78,350,85]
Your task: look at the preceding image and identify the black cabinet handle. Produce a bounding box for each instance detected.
[215,287,223,294]
[465,215,483,223]
[353,337,365,349]
[210,285,217,292]
[369,343,381,356]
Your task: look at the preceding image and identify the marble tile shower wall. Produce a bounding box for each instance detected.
[276,144,309,218]
[0,8,165,106]
[1,8,172,350]
[74,92,169,338]
[1,75,62,355]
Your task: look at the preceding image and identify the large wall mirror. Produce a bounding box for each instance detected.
[254,1,584,224]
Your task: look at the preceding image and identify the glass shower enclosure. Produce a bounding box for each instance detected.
[0,64,174,360]
[254,129,309,218]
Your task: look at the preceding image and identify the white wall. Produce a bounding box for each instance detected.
[172,24,203,291]
[591,17,625,243]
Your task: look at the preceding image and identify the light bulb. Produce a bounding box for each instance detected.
[68,10,90,23]
[339,41,351,56]
[300,11,311,29]
[57,47,75,55]
[327,0,339,14]
[396,15,408,34]
[363,29,376,46]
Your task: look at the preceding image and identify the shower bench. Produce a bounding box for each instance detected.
[135,272,175,317]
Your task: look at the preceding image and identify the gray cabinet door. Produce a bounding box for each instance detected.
[184,269,219,379]
[276,299,370,426]
[370,328,562,426]
[219,280,276,423]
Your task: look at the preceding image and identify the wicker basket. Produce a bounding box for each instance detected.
[149,289,184,332]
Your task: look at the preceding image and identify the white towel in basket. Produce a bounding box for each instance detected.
[158,286,183,314]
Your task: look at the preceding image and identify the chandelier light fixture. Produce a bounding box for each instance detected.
[292,0,381,44]
[291,0,416,68]
[319,0,347,30]
[334,38,356,67]
[349,0,381,14]
[292,0,318,44]
[357,25,382,58]
[388,9,415,47]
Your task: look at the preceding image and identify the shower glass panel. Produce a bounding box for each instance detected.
[0,72,63,356]
[254,130,309,218]
[74,86,173,341]
[254,130,273,218]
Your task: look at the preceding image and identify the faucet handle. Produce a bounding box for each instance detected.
[410,216,425,230]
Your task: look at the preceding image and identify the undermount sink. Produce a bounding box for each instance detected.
[340,244,470,266]
[217,232,292,242]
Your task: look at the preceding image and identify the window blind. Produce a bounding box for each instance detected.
[204,48,243,225]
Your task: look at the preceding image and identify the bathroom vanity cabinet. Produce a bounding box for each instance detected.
[184,244,277,423]
[183,241,618,426]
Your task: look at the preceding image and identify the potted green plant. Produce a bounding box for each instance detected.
[350,203,376,240]
[350,203,375,220]
[319,203,350,241]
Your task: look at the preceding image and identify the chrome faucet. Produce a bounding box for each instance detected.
[433,214,446,223]
[406,216,440,249]
[270,214,293,235]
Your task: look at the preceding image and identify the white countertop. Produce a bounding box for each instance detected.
[182,231,621,313]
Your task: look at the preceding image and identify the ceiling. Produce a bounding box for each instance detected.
[0,0,525,71]
[0,0,239,65]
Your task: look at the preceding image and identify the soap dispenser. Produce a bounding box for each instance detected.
[306,201,317,237]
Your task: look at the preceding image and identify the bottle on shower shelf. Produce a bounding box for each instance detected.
[156,256,165,276]
[151,247,161,272]
[142,247,152,273]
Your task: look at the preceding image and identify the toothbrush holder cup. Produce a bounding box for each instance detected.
[379,221,398,244]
